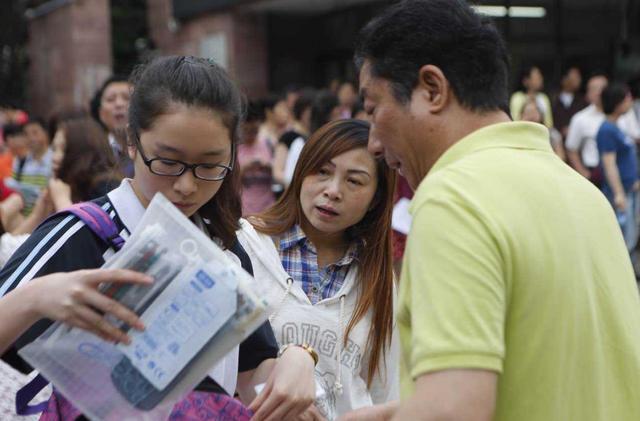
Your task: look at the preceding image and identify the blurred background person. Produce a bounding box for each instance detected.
[631,75,640,124]
[238,101,275,216]
[552,66,587,141]
[521,99,566,160]
[566,74,609,185]
[3,123,44,215]
[284,84,301,116]
[21,118,53,202]
[283,90,341,186]
[273,89,315,188]
[48,116,121,211]
[0,116,119,250]
[567,74,640,186]
[596,83,638,254]
[510,65,553,127]
[337,80,357,118]
[257,93,290,154]
[90,75,133,178]
[0,124,28,183]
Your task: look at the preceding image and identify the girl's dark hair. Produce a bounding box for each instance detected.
[310,90,339,132]
[245,100,264,123]
[516,65,541,93]
[292,88,316,121]
[255,119,396,386]
[57,117,120,202]
[128,55,245,249]
[260,93,285,113]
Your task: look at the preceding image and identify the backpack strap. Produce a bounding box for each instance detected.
[61,202,125,251]
[15,373,50,416]
[16,202,124,416]
[229,239,254,276]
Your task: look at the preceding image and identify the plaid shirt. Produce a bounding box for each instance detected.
[278,224,359,304]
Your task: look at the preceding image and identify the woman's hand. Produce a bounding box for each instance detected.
[295,405,327,421]
[31,189,54,219]
[26,268,153,343]
[249,346,316,421]
[48,178,73,211]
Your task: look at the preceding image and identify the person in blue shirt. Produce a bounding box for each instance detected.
[596,83,638,251]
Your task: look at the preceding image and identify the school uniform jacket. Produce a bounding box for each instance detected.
[0,180,277,395]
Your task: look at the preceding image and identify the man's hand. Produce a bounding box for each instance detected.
[614,192,627,211]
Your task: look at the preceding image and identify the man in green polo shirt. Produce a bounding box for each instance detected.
[356,1,640,420]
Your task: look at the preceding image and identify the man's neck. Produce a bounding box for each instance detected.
[418,108,511,180]
[442,109,511,149]
[606,112,622,123]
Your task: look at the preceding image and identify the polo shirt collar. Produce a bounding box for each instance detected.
[107,178,145,234]
[429,121,551,176]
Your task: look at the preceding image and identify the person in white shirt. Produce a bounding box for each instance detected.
[566,74,640,184]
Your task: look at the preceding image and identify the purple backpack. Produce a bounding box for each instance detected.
[15,202,252,421]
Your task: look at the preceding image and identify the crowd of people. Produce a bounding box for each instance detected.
[509,65,640,264]
[0,0,638,420]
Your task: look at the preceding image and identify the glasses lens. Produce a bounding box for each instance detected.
[195,165,228,181]
[150,159,185,176]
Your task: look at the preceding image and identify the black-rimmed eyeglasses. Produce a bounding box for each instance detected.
[133,131,234,181]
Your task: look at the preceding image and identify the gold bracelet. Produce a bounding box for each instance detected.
[277,343,319,366]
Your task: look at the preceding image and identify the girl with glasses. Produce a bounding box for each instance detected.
[0,56,316,420]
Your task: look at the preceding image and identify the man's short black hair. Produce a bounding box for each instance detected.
[25,116,52,143]
[3,123,25,138]
[560,64,581,79]
[629,75,640,99]
[601,83,629,115]
[354,0,510,113]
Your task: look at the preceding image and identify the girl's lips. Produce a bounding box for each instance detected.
[316,205,339,217]
[173,202,196,210]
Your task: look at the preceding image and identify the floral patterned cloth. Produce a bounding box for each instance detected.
[39,390,253,421]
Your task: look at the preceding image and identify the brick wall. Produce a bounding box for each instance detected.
[27,0,112,119]
[146,0,269,97]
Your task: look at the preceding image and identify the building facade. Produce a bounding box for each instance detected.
[25,0,640,118]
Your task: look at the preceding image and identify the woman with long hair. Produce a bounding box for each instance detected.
[241,119,400,420]
[48,116,121,210]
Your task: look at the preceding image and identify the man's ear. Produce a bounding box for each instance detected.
[416,64,450,113]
